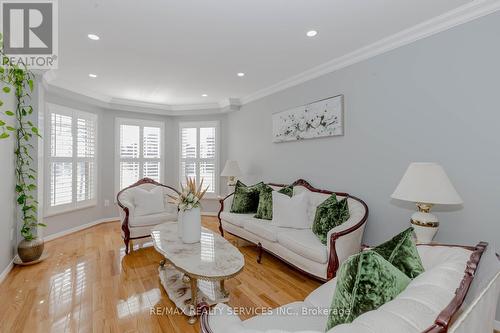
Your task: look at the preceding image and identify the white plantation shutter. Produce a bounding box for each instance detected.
[179,122,218,195]
[117,119,164,191]
[46,105,97,215]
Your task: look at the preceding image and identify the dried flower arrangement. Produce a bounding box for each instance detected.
[169,177,209,212]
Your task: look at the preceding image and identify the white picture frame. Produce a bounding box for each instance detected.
[272,94,344,143]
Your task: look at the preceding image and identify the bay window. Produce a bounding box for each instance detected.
[116,118,164,191]
[179,121,219,196]
[46,104,97,215]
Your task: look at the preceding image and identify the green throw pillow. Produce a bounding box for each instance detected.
[326,251,411,330]
[230,181,264,214]
[312,194,350,245]
[254,185,293,220]
[372,227,424,279]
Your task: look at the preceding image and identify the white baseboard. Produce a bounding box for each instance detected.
[44,217,120,242]
[495,320,500,331]
[202,211,218,217]
[0,259,14,285]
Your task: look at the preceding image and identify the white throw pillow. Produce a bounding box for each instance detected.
[134,187,165,216]
[272,191,309,229]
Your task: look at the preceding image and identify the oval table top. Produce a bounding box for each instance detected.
[151,222,244,279]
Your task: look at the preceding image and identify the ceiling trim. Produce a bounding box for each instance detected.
[45,0,500,114]
[240,0,500,104]
[45,79,241,116]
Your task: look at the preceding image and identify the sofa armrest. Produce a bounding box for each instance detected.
[217,193,234,236]
[200,303,242,333]
[118,199,134,224]
[326,196,368,279]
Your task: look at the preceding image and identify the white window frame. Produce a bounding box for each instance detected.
[115,118,165,194]
[178,121,220,198]
[44,104,98,217]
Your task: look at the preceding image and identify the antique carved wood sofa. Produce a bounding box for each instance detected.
[200,242,500,333]
[117,178,179,253]
[217,179,369,281]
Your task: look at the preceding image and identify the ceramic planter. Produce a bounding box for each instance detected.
[18,238,44,263]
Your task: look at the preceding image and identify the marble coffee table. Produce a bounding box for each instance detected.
[151,222,244,324]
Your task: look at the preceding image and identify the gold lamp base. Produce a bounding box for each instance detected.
[410,203,439,243]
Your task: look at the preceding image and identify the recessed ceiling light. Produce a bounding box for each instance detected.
[306,30,318,37]
[237,72,245,77]
[201,94,208,97]
[87,34,100,40]
[88,73,97,78]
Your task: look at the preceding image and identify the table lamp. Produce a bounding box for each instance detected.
[391,162,463,243]
[221,160,241,186]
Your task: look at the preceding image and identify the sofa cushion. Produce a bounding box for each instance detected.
[294,186,333,228]
[312,194,350,245]
[231,181,265,214]
[244,219,279,242]
[372,227,424,279]
[220,211,254,227]
[255,184,293,220]
[133,187,165,216]
[241,301,329,333]
[326,251,411,330]
[129,212,177,227]
[277,229,328,264]
[272,192,309,229]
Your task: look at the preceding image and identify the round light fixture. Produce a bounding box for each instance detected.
[88,73,97,78]
[201,94,208,97]
[306,30,318,37]
[237,72,245,77]
[87,34,100,40]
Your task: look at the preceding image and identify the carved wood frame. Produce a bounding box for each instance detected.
[116,177,180,254]
[217,179,369,281]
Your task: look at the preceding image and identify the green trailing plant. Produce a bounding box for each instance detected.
[0,33,45,241]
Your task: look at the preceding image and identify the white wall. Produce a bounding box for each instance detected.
[0,87,17,277]
[227,12,500,247]
[42,93,228,236]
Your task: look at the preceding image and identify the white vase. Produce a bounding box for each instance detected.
[181,207,201,244]
[177,210,183,238]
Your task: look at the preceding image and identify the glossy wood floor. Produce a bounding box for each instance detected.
[0,217,320,333]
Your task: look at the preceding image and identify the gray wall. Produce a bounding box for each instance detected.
[43,93,227,236]
[226,11,500,319]
[0,88,16,276]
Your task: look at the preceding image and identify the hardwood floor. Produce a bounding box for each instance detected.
[0,217,320,332]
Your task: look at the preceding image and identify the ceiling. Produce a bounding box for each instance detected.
[47,0,480,111]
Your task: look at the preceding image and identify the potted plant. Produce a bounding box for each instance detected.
[169,177,208,243]
[0,33,45,262]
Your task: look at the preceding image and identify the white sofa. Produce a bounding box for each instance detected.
[117,178,179,253]
[201,242,500,333]
[217,179,368,281]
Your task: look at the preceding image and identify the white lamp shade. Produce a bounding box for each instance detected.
[221,160,241,177]
[391,162,463,205]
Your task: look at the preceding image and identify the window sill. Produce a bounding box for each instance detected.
[44,202,97,218]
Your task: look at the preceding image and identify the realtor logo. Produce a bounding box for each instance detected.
[1,0,58,69]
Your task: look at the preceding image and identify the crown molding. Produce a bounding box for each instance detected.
[45,79,241,116]
[240,0,500,105]
[44,0,500,113]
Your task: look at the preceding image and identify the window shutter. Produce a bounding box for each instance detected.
[181,127,197,159]
[48,107,97,213]
[120,125,140,158]
[77,117,96,158]
[200,127,216,192]
[50,162,73,206]
[179,123,218,194]
[51,113,73,157]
